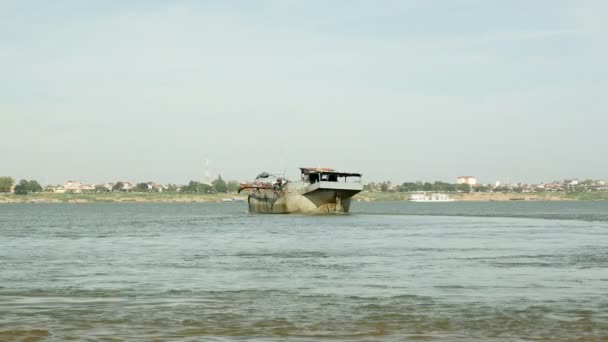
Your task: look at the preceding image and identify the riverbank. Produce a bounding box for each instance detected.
[2,191,608,204]
[356,191,608,202]
[0,192,247,204]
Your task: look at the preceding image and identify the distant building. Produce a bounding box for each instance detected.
[147,182,165,192]
[59,180,95,193]
[457,176,477,186]
[544,182,563,191]
[58,180,82,193]
[118,182,135,191]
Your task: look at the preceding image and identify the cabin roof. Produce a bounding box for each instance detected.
[299,167,361,177]
[300,167,335,173]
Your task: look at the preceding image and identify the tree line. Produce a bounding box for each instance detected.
[0,177,43,194]
[178,175,240,193]
[0,175,241,194]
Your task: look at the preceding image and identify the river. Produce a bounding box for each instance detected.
[1,201,607,341]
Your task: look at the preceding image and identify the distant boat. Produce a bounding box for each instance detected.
[222,197,246,202]
[409,193,455,202]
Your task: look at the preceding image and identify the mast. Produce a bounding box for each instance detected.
[204,158,212,185]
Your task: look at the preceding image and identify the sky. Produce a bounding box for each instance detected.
[1,0,607,185]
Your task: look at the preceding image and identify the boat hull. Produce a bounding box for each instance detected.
[248,182,362,214]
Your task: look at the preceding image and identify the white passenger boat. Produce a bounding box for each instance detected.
[409,193,455,202]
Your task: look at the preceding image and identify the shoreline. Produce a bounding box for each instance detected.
[0,193,246,204]
[1,191,606,204]
[356,192,575,202]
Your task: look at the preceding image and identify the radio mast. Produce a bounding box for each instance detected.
[204,159,212,185]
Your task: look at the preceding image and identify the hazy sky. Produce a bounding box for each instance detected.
[1,1,607,185]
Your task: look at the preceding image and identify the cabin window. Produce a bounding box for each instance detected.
[309,173,319,184]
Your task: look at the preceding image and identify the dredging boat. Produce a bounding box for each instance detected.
[238,167,363,214]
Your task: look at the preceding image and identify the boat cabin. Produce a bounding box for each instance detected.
[299,167,362,185]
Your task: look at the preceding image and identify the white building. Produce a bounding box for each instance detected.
[457,176,477,186]
[60,180,83,193]
[120,182,135,191]
[57,180,95,193]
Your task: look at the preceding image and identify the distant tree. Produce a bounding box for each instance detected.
[181,181,200,193]
[456,184,471,193]
[198,183,214,193]
[13,180,29,195]
[475,185,490,192]
[112,182,125,192]
[165,184,178,192]
[422,182,433,191]
[0,177,14,192]
[380,181,389,192]
[399,182,419,192]
[212,175,228,193]
[135,183,149,192]
[227,180,240,193]
[431,181,456,192]
[183,182,194,192]
[12,179,42,194]
[95,184,108,193]
[26,180,43,192]
[364,182,382,191]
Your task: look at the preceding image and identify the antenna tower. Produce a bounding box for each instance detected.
[204,159,212,185]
